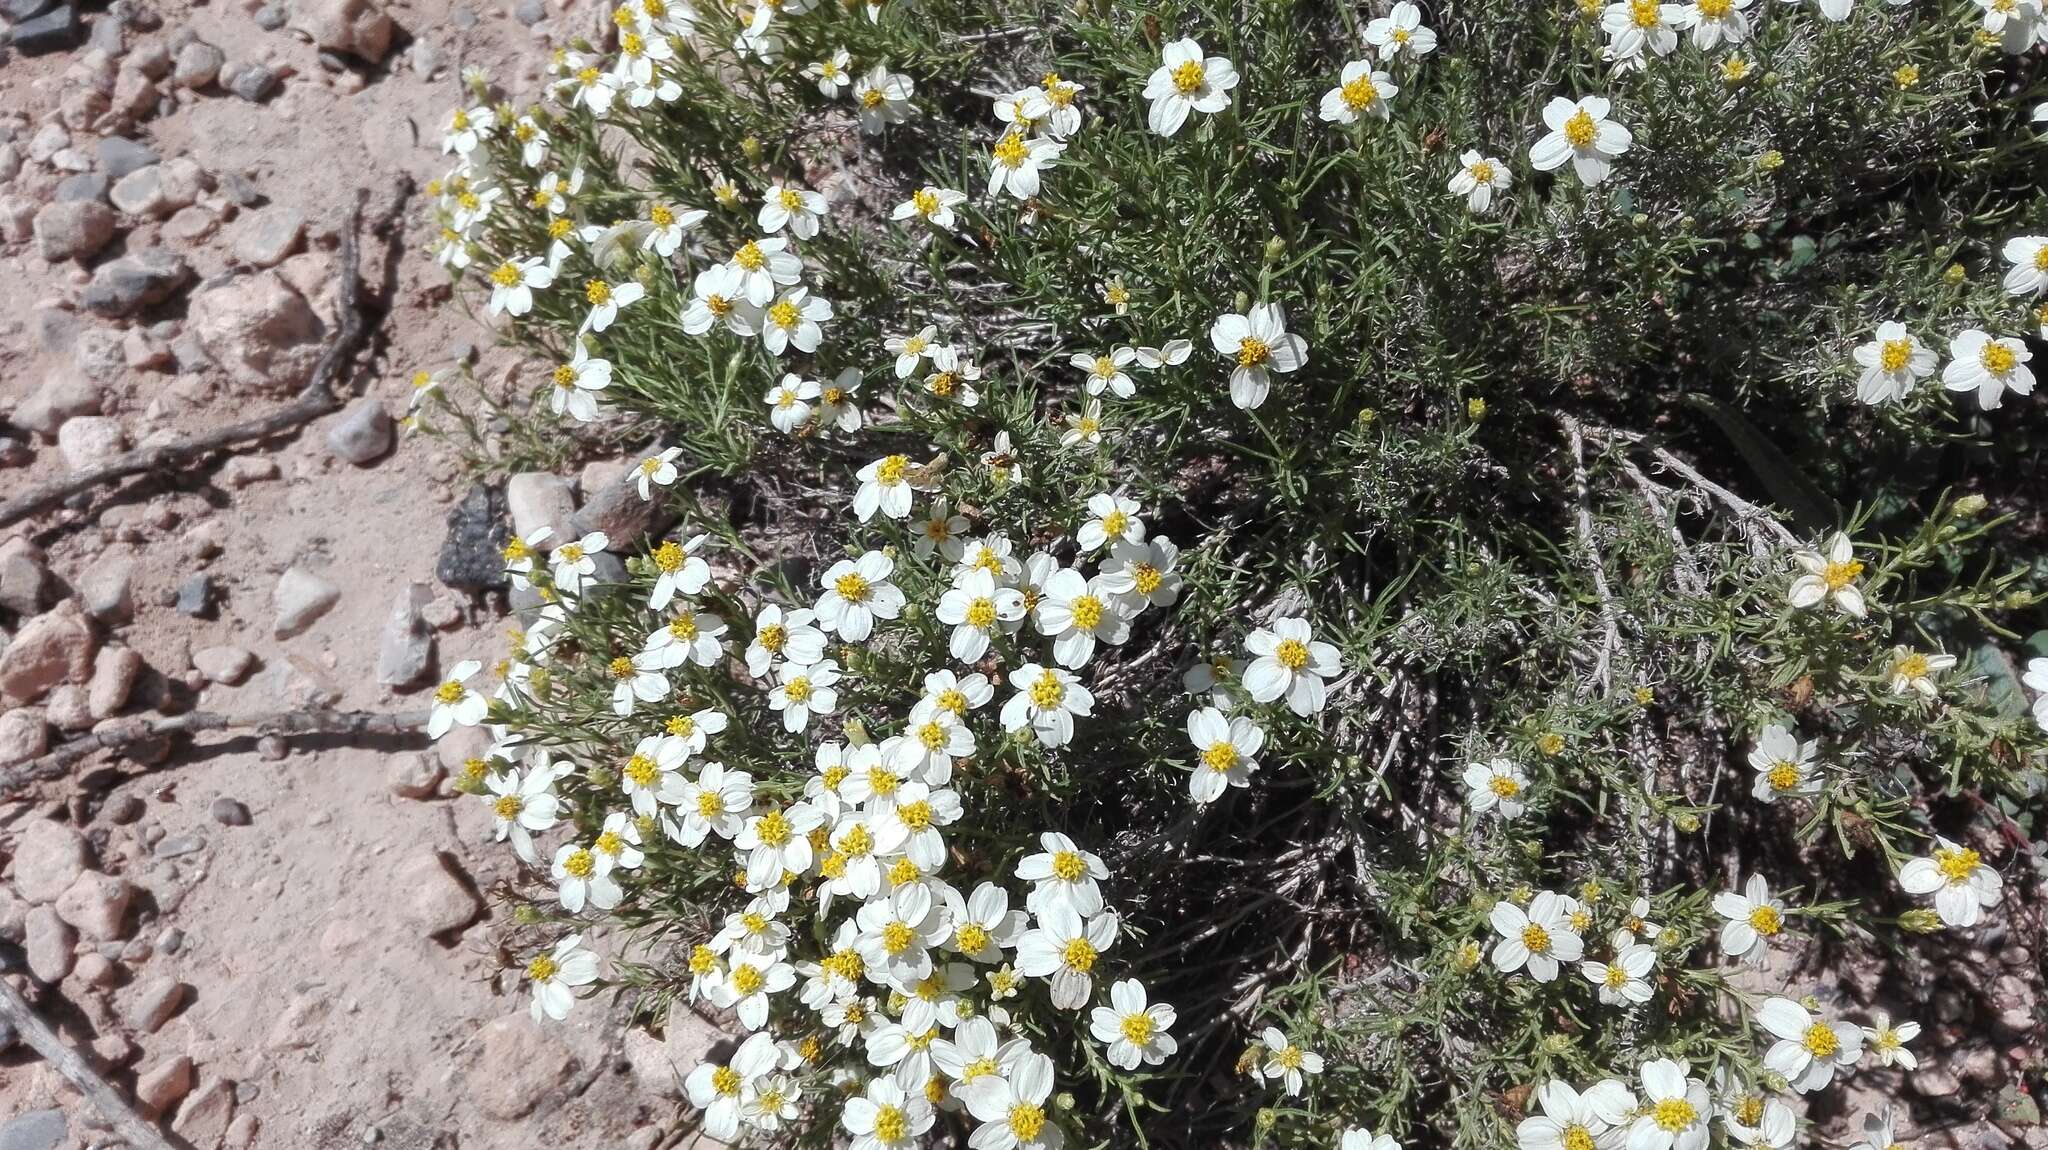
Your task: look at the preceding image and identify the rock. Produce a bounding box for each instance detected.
[87,645,141,718]
[0,707,49,768]
[226,61,279,102]
[224,1114,259,1149]
[289,0,393,61]
[0,144,18,184]
[13,366,101,439]
[124,976,186,1032]
[0,602,97,704]
[272,566,340,638]
[9,817,90,902]
[386,751,442,798]
[53,871,132,940]
[2,0,57,22]
[103,793,144,824]
[570,467,670,546]
[0,1110,67,1150]
[471,1014,574,1120]
[221,455,280,487]
[1911,1061,1963,1098]
[176,574,216,618]
[625,1002,720,1098]
[401,852,482,936]
[374,583,434,689]
[173,40,224,88]
[436,483,509,592]
[82,249,192,317]
[211,797,251,826]
[154,833,204,858]
[189,272,324,393]
[0,536,52,616]
[44,685,91,731]
[55,172,110,203]
[32,200,117,262]
[254,2,287,28]
[10,3,83,54]
[23,905,76,982]
[325,398,393,464]
[506,472,576,544]
[230,206,304,268]
[173,1078,236,1147]
[96,136,158,178]
[513,0,544,24]
[0,196,36,244]
[57,415,127,471]
[72,950,116,986]
[136,1055,195,1116]
[110,157,205,218]
[193,645,255,685]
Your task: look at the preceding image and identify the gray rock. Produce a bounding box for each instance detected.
[26,124,69,163]
[401,852,481,936]
[231,205,303,268]
[193,645,255,684]
[13,365,101,438]
[436,483,508,592]
[82,248,192,318]
[175,573,215,618]
[32,200,117,261]
[87,644,141,718]
[227,61,279,102]
[79,560,133,623]
[153,833,204,858]
[386,751,442,798]
[513,0,544,24]
[0,707,47,769]
[103,793,144,824]
[375,582,433,688]
[173,40,224,88]
[96,135,158,177]
[253,2,286,27]
[506,471,575,544]
[57,415,126,471]
[324,397,393,464]
[23,905,75,983]
[0,536,52,616]
[10,4,83,54]
[0,1109,67,1150]
[87,9,125,52]
[211,796,251,826]
[272,565,340,638]
[124,976,186,1032]
[1,0,56,20]
[0,144,20,185]
[54,171,109,203]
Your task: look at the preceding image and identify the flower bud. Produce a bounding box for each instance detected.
[1944,263,1967,285]
[1467,397,1488,421]
[1263,236,1288,264]
[1233,290,1252,314]
[1898,909,1944,933]
[1757,150,1784,172]
[512,903,543,925]
[1355,407,1378,425]
[741,135,763,161]
[1953,494,1987,517]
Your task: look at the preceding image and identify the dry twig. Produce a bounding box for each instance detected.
[0,980,177,1150]
[2,709,426,795]
[0,181,410,530]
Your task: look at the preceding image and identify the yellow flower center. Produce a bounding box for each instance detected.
[1274,1046,1303,1070]
[1652,1099,1697,1133]
[559,544,585,563]
[874,1105,908,1141]
[956,923,990,952]
[1894,652,1930,680]
[993,131,1029,169]
[1029,671,1066,709]
[734,240,765,270]
[1120,1013,1155,1044]
[696,791,721,818]
[1630,0,1661,26]
[1521,924,1552,954]
[757,623,786,653]
[706,294,733,317]
[1821,559,1862,590]
[576,66,601,87]
[730,964,765,995]
[494,794,524,820]
[1735,1097,1764,1126]
[882,921,916,954]
[490,262,522,288]
[899,800,934,831]
[778,188,805,212]
[620,31,643,55]
[1052,850,1087,881]
[835,572,872,603]
[1489,774,1522,798]
[861,88,885,109]
[769,300,801,330]
[526,954,558,981]
[877,454,909,485]
[913,188,940,216]
[1982,342,2018,376]
[1469,160,1496,183]
[1275,638,1310,671]
[840,823,874,857]
[436,680,468,704]
[865,767,898,798]
[1767,762,1803,792]
[1935,846,1981,884]
[1563,109,1598,149]
[594,831,624,856]
[625,754,657,787]
[1171,59,1205,95]
[1880,338,1913,372]
[965,597,998,630]
[649,541,685,573]
[755,809,792,846]
[1236,336,1271,367]
[562,848,595,878]
[1749,905,1782,935]
[451,109,471,131]
[711,1065,742,1097]
[1802,1022,1840,1058]
[688,944,717,975]
[937,688,969,715]
[610,656,636,681]
[1071,594,1104,630]
[1341,73,1380,111]
[1564,1126,1596,1150]
[1203,741,1239,773]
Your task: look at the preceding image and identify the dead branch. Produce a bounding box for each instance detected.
[2,709,427,795]
[1559,415,1621,696]
[0,179,410,530]
[0,980,178,1150]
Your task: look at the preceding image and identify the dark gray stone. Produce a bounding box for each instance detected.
[153,834,203,858]
[436,483,508,592]
[324,397,392,464]
[512,0,544,23]
[227,62,278,102]
[10,4,82,54]
[209,797,250,826]
[86,11,124,53]
[96,136,159,178]
[82,249,192,318]
[1,0,56,22]
[174,574,214,618]
[53,172,109,203]
[252,2,285,27]
[0,1109,67,1150]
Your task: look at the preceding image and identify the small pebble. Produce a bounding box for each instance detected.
[210,797,251,826]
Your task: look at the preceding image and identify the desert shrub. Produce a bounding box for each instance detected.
[414,0,2048,1146]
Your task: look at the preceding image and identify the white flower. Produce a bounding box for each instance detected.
[1602,0,1683,65]
[887,326,938,379]
[552,839,621,913]
[807,47,851,97]
[1135,339,1193,369]
[741,1073,802,1133]
[769,659,841,733]
[1039,72,1086,137]
[937,568,1026,663]
[987,129,1064,199]
[2028,656,2048,733]
[1257,1027,1325,1097]
[1530,96,1632,187]
[736,800,824,891]
[1942,329,2035,410]
[1243,616,1342,716]
[685,1031,779,1143]
[486,255,554,316]
[1001,662,1093,747]
[1016,831,1107,917]
[893,185,967,231]
[646,535,713,612]
[1674,0,1752,47]
[1319,60,1398,124]
[1748,724,1821,803]
[607,650,671,716]
[1490,890,1584,981]
[1072,346,1138,398]
[709,947,796,1029]
[1016,902,1118,1010]
[945,882,1029,962]
[760,183,828,239]
[1861,1010,1921,1069]
[725,236,802,306]
[1886,646,1955,698]
[1087,979,1176,1069]
[618,733,684,815]
[1897,835,2003,927]
[1464,757,1530,818]
[682,264,762,335]
[1787,533,1867,618]
[1721,1090,1794,1150]
[1861,1109,1903,1150]
[658,762,753,847]
[1712,874,1786,964]
[578,276,644,334]
[1581,936,1657,1005]
[1099,538,1182,612]
[1758,997,1863,1092]
[853,64,914,133]
[1143,38,1238,137]
[442,104,496,154]
[922,344,981,407]
[1809,0,1854,20]
[1341,1129,1402,1150]
[1366,2,1437,57]
[1852,322,1938,406]
[913,499,969,560]
[549,531,608,596]
[526,932,599,1021]
[766,373,820,433]
[747,604,826,677]
[817,551,906,639]
[1625,1059,1710,1150]
[842,1076,934,1150]
[960,1050,1060,1150]
[1975,0,2043,53]
[1516,1080,1635,1150]
[1448,150,1512,212]
[485,760,562,864]
[546,345,611,423]
[641,200,706,258]
[429,659,489,737]
[633,447,681,499]
[1185,707,1264,804]
[1210,303,1308,410]
[855,882,946,987]
[762,287,833,355]
[853,455,917,521]
[1077,493,1145,552]
[1036,567,1129,669]
[818,367,865,432]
